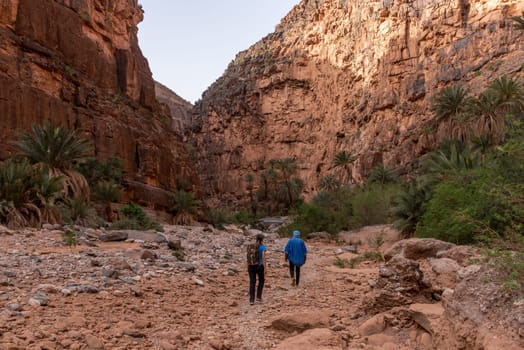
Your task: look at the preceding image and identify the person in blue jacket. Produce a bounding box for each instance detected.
[284,230,307,287]
[248,234,267,305]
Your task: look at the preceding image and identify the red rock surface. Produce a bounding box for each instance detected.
[0,0,195,208]
[191,0,524,204]
[155,81,193,134]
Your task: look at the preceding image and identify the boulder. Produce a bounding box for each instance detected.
[99,231,128,242]
[271,311,331,333]
[358,314,386,336]
[408,303,444,334]
[273,328,343,350]
[384,239,455,262]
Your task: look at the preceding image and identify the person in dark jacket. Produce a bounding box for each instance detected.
[248,234,267,305]
[284,230,307,287]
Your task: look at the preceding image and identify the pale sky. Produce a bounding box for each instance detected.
[137,1,299,104]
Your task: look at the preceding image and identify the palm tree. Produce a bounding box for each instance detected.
[471,135,494,161]
[468,90,504,143]
[431,85,473,141]
[0,159,42,228]
[333,150,355,184]
[34,173,63,224]
[94,181,121,222]
[421,142,481,186]
[488,75,524,117]
[318,174,341,192]
[274,158,300,207]
[245,172,257,216]
[367,164,398,188]
[17,122,92,199]
[170,190,200,225]
[511,11,524,31]
[391,180,431,237]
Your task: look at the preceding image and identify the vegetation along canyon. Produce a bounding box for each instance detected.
[0,0,524,349]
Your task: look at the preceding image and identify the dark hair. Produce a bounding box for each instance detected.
[256,234,264,244]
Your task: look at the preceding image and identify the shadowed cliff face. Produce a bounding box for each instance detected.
[0,0,196,208]
[155,82,193,134]
[192,0,524,206]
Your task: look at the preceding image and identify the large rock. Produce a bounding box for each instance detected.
[384,239,455,262]
[273,328,343,350]
[365,255,432,313]
[358,314,386,336]
[271,311,331,333]
[408,303,444,334]
[99,231,128,242]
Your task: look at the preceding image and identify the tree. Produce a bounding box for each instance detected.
[511,11,524,31]
[34,173,63,224]
[367,164,398,188]
[319,174,341,192]
[391,180,431,237]
[170,190,200,225]
[245,172,257,217]
[0,159,44,228]
[17,122,91,199]
[488,75,524,118]
[274,158,300,208]
[94,181,121,222]
[431,85,473,141]
[468,90,504,143]
[333,150,355,184]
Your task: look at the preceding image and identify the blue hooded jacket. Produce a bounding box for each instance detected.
[285,230,307,265]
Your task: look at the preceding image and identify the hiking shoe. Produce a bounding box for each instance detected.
[250,300,254,305]
[291,278,296,286]
[256,298,262,303]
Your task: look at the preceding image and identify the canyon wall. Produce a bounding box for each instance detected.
[192,0,524,206]
[0,0,195,207]
[155,81,193,133]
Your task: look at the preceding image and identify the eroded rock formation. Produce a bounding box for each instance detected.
[0,0,195,207]
[192,0,524,205]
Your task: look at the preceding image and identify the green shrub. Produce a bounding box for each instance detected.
[280,189,358,236]
[416,165,523,244]
[111,203,163,232]
[334,251,383,269]
[61,226,78,251]
[351,184,399,226]
[485,242,524,295]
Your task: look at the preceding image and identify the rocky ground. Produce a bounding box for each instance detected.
[0,223,522,350]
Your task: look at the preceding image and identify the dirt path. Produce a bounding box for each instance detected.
[0,226,392,350]
[230,238,379,349]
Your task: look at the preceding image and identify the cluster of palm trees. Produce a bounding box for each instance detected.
[0,122,92,228]
[392,72,524,237]
[255,157,304,215]
[431,76,524,144]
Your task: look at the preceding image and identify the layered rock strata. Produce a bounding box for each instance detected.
[192,0,524,205]
[0,0,195,207]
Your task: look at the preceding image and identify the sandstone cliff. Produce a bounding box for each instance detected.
[192,0,524,205]
[155,81,193,133]
[0,0,195,207]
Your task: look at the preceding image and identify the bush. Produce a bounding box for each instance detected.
[111,203,163,232]
[280,189,358,236]
[416,165,524,244]
[351,183,399,226]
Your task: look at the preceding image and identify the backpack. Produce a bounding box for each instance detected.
[246,243,259,266]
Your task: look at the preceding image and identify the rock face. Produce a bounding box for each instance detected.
[191,0,524,205]
[155,81,193,133]
[0,0,195,207]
